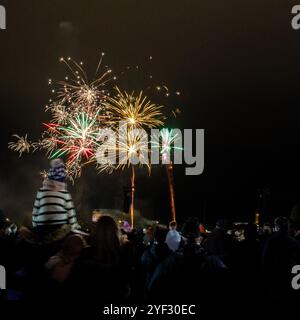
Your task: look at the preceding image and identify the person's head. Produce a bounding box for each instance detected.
[199,224,206,234]
[169,221,177,231]
[61,234,86,262]
[120,233,129,245]
[181,217,201,243]
[122,220,131,233]
[274,216,289,232]
[92,215,120,264]
[146,226,155,239]
[262,222,273,235]
[244,223,258,240]
[154,226,168,245]
[47,158,67,182]
[216,218,231,232]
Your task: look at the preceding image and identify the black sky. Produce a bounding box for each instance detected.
[1,0,300,226]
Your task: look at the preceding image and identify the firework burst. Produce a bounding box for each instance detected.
[104,87,164,130]
[96,128,150,173]
[45,103,69,125]
[9,55,115,179]
[96,87,165,174]
[151,128,182,162]
[100,87,165,227]
[47,55,115,115]
[43,112,101,177]
[8,134,31,157]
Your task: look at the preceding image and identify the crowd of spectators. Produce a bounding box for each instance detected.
[1,208,300,306]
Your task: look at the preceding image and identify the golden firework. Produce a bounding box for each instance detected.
[104,87,164,130]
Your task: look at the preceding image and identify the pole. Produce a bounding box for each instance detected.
[166,163,176,222]
[130,166,135,228]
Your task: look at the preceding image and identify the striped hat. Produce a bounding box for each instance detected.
[47,159,67,182]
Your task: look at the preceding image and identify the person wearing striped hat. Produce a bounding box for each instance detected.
[32,159,79,232]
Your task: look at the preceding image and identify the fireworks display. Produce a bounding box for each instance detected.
[9,55,116,178]
[8,54,183,227]
[9,53,172,179]
[9,54,180,186]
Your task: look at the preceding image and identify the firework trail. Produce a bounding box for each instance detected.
[103,86,165,227]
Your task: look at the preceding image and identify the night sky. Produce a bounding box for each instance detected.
[1,0,300,226]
